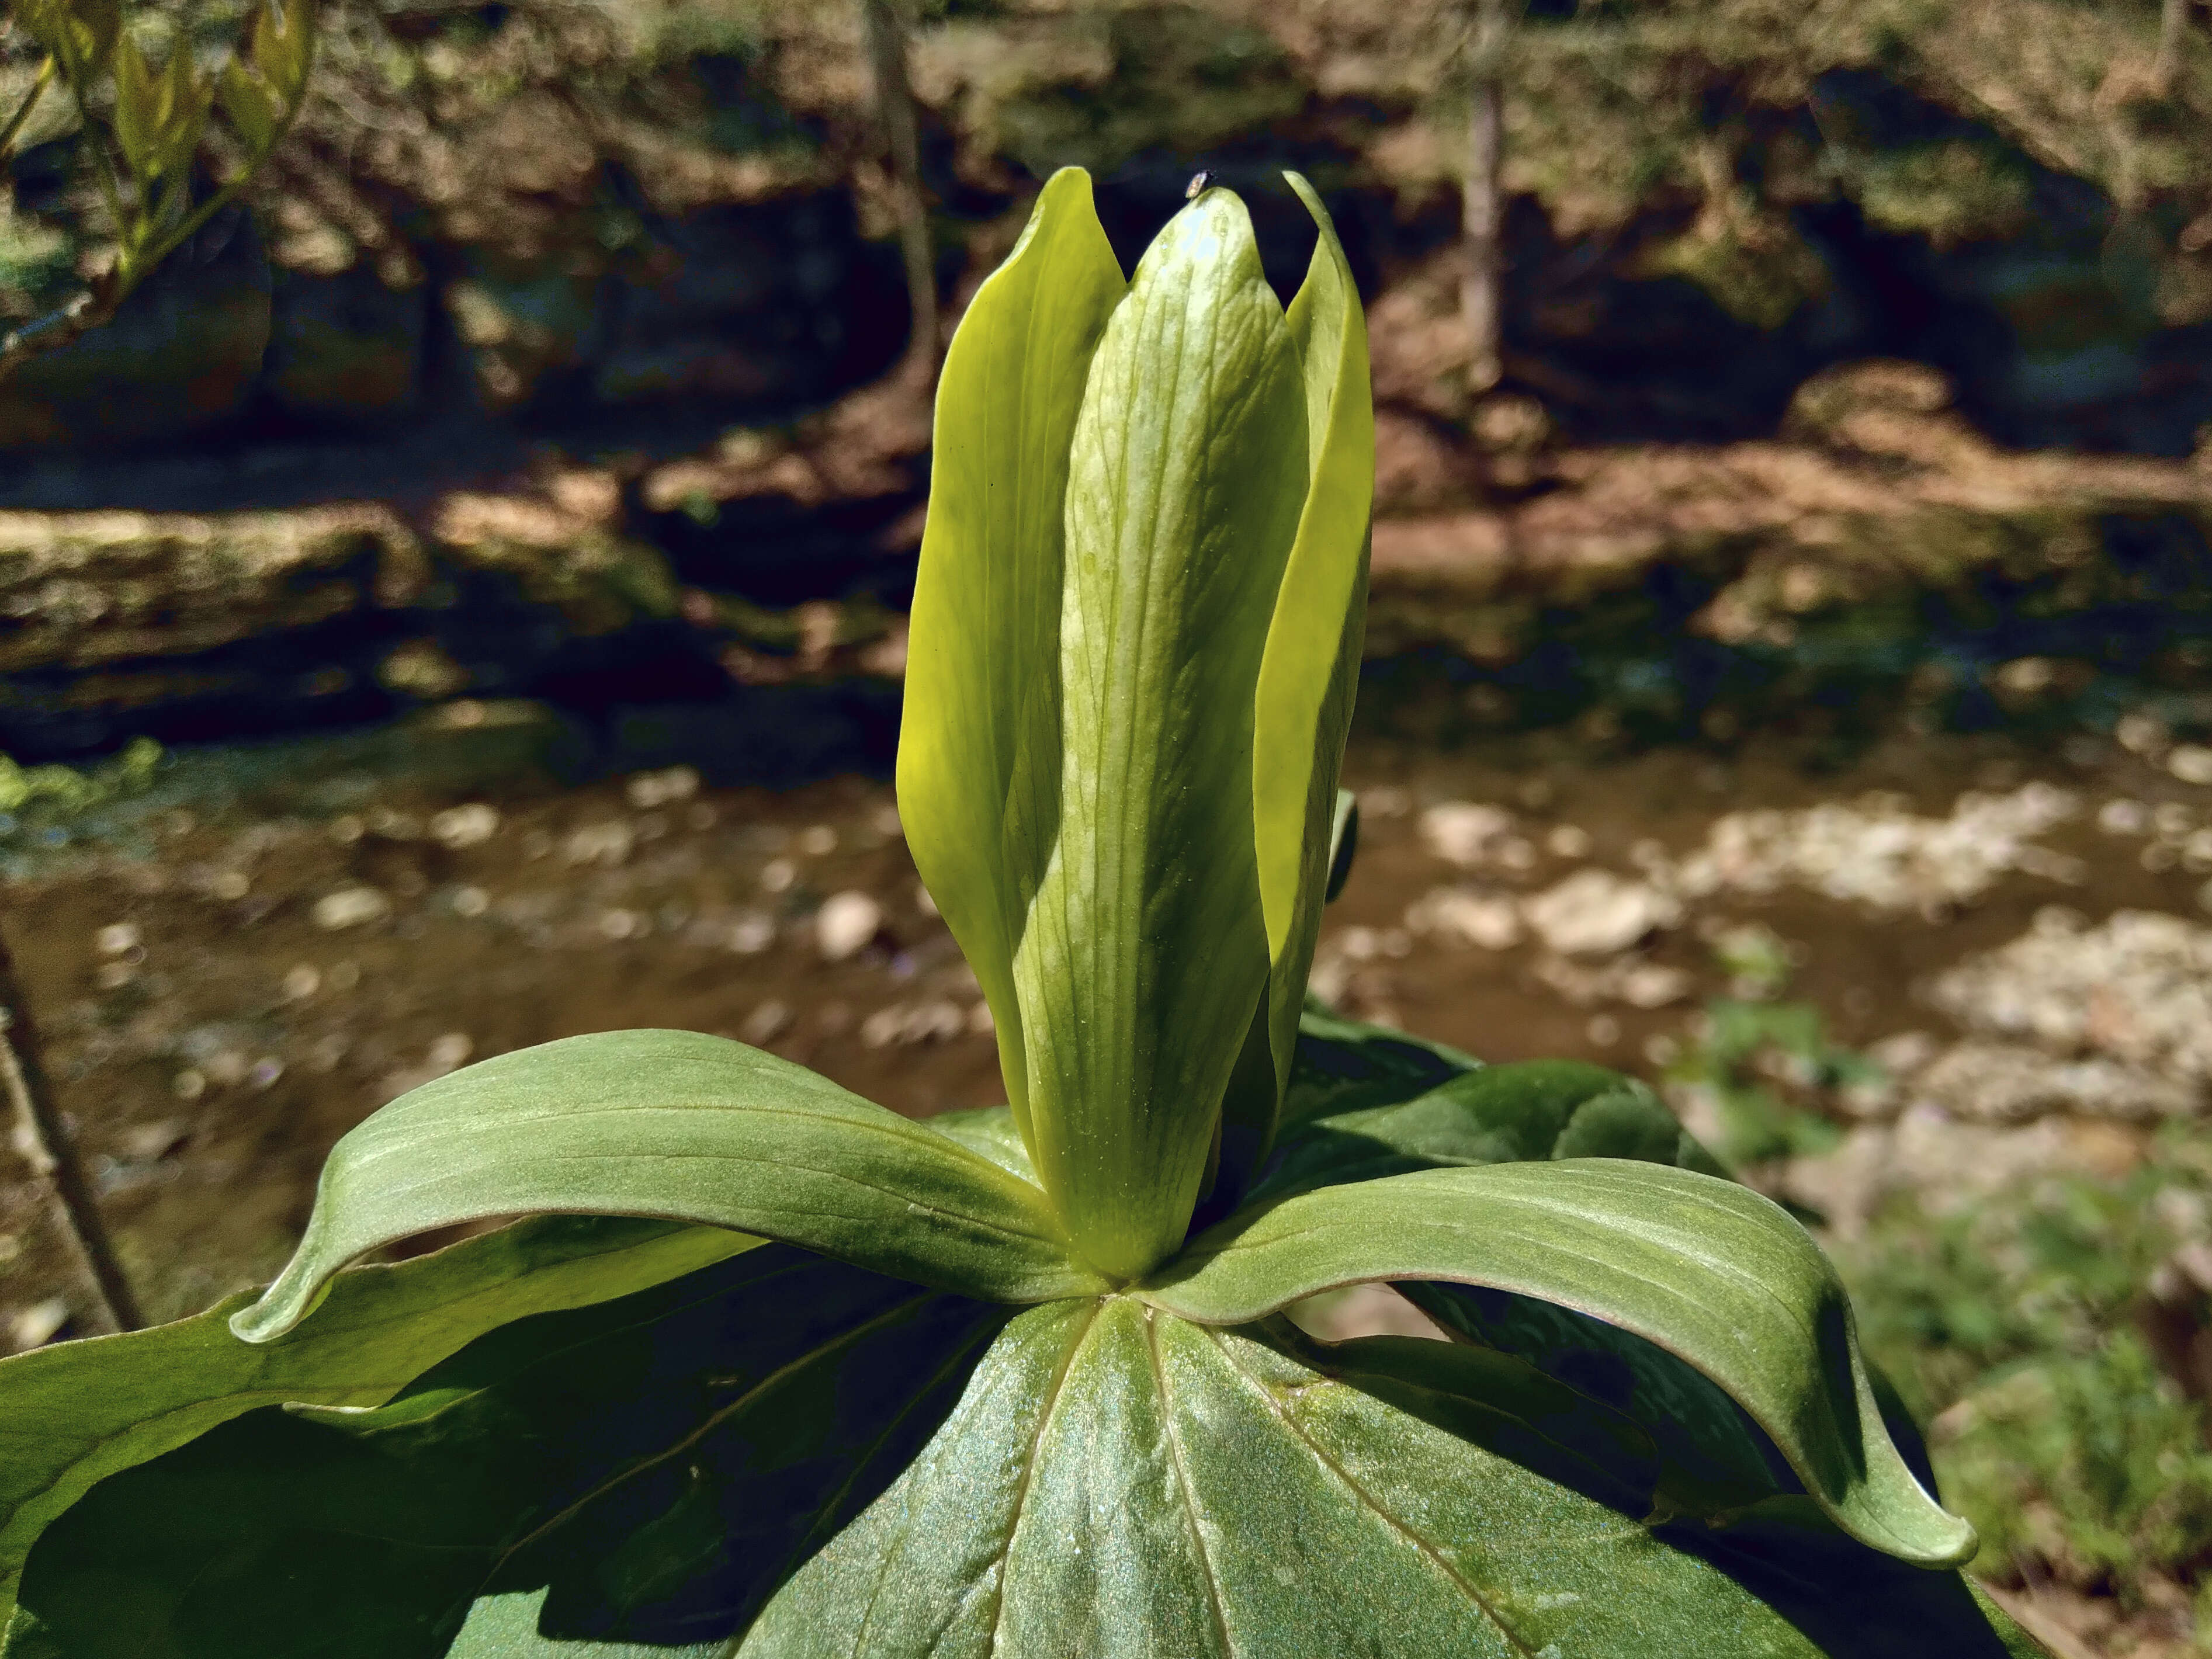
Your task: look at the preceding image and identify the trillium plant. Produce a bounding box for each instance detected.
[0,171,2043,1658]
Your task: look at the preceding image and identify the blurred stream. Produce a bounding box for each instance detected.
[3,691,2208,1339]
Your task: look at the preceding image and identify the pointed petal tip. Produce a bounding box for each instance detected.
[227,1295,292,1345]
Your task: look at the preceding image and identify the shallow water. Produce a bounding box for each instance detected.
[2,703,2208,1339]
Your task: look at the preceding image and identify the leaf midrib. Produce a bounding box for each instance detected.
[1200,1325,1548,1659]
[1145,1309,1235,1659]
[1171,1178,1830,1394]
[978,1300,1104,1659]
[342,1099,1080,1263]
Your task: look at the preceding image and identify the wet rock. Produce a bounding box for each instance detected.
[429,803,501,849]
[1930,909,2212,1088]
[1684,783,2079,912]
[625,768,701,810]
[2172,745,2212,786]
[313,886,394,930]
[1530,953,1692,1009]
[816,891,883,962]
[563,822,634,868]
[739,1001,792,1045]
[1523,869,1680,956]
[1405,886,1522,950]
[7,1298,72,1352]
[1798,1109,2074,1222]
[1912,1040,2194,1123]
[0,504,427,675]
[860,999,966,1049]
[1417,801,1516,869]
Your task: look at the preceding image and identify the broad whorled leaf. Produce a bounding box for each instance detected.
[1279,1001,1483,1124]
[445,1592,718,1658]
[1015,184,1310,1279]
[897,166,1126,1148]
[1400,1278,1947,1523]
[0,1214,747,1626]
[1235,1012,1937,1548]
[739,1299,2036,1658]
[1253,1054,1726,1204]
[1143,1161,1975,1565]
[233,1029,1101,1344]
[7,1247,1007,1658]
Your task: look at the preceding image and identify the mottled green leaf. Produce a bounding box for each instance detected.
[1406,1279,1802,1514]
[741,1301,2033,1657]
[1402,1278,1948,1523]
[0,1215,748,1624]
[1144,1161,1976,1565]
[1014,185,1310,1279]
[1218,173,1374,1199]
[9,1247,1007,1658]
[448,1591,720,1657]
[234,1030,1101,1344]
[897,167,1125,1143]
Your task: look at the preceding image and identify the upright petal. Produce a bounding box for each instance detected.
[897,168,1126,1144]
[1218,173,1375,1199]
[1015,187,1309,1278]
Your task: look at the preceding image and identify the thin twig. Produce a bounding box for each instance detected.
[0,921,143,1333]
[0,55,57,165]
[0,273,119,380]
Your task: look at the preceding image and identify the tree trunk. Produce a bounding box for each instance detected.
[1462,0,1511,398]
[859,0,938,380]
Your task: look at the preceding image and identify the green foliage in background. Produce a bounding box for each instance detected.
[0,0,313,366]
[1845,1129,2212,1615]
[1666,996,1881,1167]
[0,169,2041,1656]
[1656,927,1878,1169]
[0,735,161,838]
